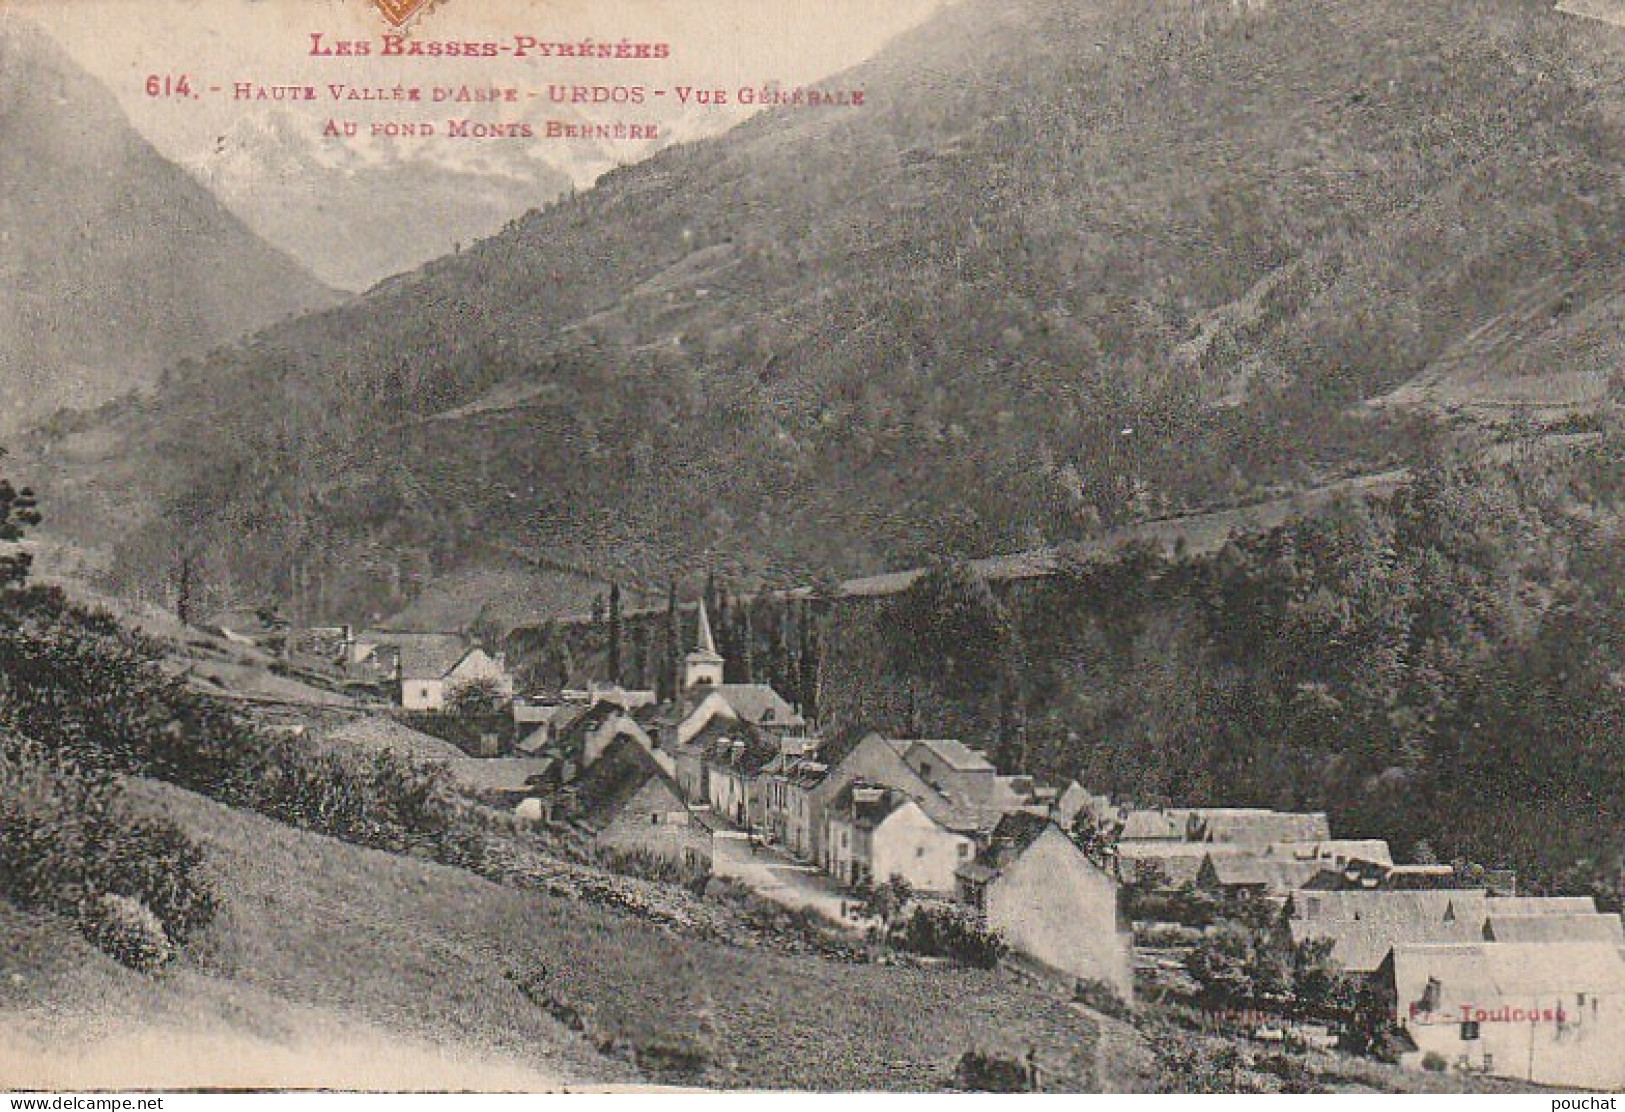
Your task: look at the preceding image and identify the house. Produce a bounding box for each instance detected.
[555,698,663,772]
[576,735,711,872]
[514,702,590,754]
[1119,807,1331,844]
[381,632,513,711]
[1053,781,1116,831]
[901,739,998,801]
[1289,889,1491,976]
[1382,942,1625,1088]
[824,782,975,895]
[756,750,828,857]
[956,812,1132,996]
[668,715,777,826]
[1196,840,1396,898]
[701,724,781,829]
[806,732,994,869]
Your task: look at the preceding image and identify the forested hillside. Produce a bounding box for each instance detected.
[518,427,1625,901]
[24,0,1625,622]
[831,428,1625,899]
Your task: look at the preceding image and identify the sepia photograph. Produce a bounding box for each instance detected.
[3,0,1625,1097]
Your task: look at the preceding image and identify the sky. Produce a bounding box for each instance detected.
[8,0,946,175]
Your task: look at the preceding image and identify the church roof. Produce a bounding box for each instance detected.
[687,598,722,663]
[710,683,804,728]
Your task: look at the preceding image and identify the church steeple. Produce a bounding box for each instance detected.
[695,596,718,656]
[683,598,724,689]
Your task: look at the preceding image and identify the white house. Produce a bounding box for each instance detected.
[385,632,514,712]
[957,812,1132,996]
[1385,941,1625,1089]
[824,782,975,895]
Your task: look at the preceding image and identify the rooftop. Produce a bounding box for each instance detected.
[904,738,996,773]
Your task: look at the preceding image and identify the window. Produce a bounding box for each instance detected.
[1459,1020,1480,1042]
[958,843,971,858]
[916,846,926,859]
[650,813,661,826]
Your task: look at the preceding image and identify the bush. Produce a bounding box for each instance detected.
[891,904,1008,968]
[1421,1051,1448,1073]
[953,1049,1031,1093]
[0,587,481,905]
[78,893,174,971]
[0,731,216,960]
[1074,976,1132,1020]
[594,845,711,890]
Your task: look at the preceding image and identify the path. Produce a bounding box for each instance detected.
[709,832,867,930]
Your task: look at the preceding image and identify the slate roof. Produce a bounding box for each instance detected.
[382,632,472,680]
[694,718,780,775]
[1119,807,1330,844]
[574,733,683,829]
[979,811,1054,869]
[906,738,995,773]
[555,700,624,749]
[1485,896,1599,915]
[1205,855,1332,893]
[1482,913,1625,945]
[1390,942,1625,1006]
[760,752,829,789]
[1290,889,1491,973]
[709,684,805,729]
[828,782,909,831]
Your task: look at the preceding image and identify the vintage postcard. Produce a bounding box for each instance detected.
[3,0,1625,1097]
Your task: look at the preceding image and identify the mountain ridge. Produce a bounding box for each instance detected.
[22,0,1625,623]
[0,17,342,434]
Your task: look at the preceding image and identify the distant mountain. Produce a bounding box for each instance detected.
[186,110,575,292]
[0,18,340,434]
[27,0,1625,623]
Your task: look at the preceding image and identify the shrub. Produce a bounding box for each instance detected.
[87,814,218,943]
[1254,1052,1326,1093]
[0,731,216,960]
[594,845,711,890]
[1421,1051,1448,1073]
[1074,976,1133,1020]
[953,1049,1031,1093]
[78,893,174,971]
[891,904,1008,968]
[634,1035,712,1082]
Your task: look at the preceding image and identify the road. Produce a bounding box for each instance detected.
[709,832,869,930]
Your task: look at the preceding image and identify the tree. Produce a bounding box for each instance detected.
[797,602,821,724]
[660,581,680,702]
[607,582,623,685]
[0,448,41,590]
[446,676,508,717]
[175,557,196,626]
[1070,811,1121,870]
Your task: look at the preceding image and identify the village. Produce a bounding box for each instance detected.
[206,594,1625,1093]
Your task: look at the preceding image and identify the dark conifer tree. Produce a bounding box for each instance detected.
[607,581,623,685]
